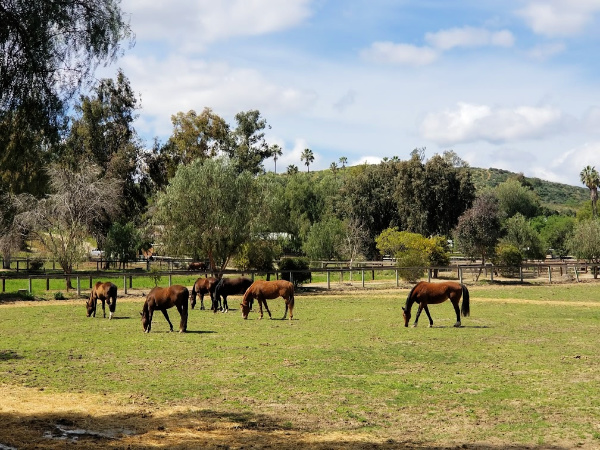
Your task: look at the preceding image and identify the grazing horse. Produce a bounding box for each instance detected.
[140,285,189,333]
[190,277,218,310]
[212,276,253,313]
[188,261,207,271]
[402,281,470,328]
[241,280,295,321]
[86,281,117,319]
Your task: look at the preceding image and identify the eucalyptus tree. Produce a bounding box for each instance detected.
[495,178,541,219]
[0,0,132,182]
[226,110,274,175]
[301,148,315,172]
[580,165,599,218]
[153,158,259,273]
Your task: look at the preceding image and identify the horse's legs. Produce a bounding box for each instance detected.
[257,299,264,319]
[451,299,461,327]
[101,298,106,318]
[146,309,154,333]
[413,304,424,327]
[108,296,116,319]
[161,309,174,332]
[223,296,228,313]
[176,304,187,333]
[423,305,434,327]
[199,293,205,310]
[262,298,272,319]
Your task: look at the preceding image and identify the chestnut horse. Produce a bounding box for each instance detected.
[402,281,470,328]
[188,261,207,271]
[141,285,189,333]
[190,277,218,310]
[86,281,117,319]
[212,276,253,313]
[241,280,294,321]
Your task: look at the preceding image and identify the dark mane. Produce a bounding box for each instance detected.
[405,283,419,310]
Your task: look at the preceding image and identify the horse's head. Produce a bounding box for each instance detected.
[240,301,250,319]
[86,292,95,317]
[140,300,151,332]
[402,306,410,327]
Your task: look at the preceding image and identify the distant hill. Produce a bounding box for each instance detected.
[468,167,588,210]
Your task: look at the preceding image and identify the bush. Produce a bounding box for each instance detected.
[29,257,44,271]
[54,291,66,300]
[279,257,311,287]
[493,243,522,277]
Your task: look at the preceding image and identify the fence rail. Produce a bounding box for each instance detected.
[1,261,597,297]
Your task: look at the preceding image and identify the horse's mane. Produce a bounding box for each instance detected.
[405,284,418,310]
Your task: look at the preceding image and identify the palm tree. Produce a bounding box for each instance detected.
[301,148,314,173]
[271,144,283,174]
[330,161,338,179]
[580,165,600,218]
[286,164,299,175]
[339,156,348,168]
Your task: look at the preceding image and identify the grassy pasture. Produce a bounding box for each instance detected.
[0,283,599,448]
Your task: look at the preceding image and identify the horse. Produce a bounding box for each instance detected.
[190,277,218,310]
[402,281,470,328]
[241,280,295,321]
[140,285,189,333]
[188,261,207,271]
[86,281,117,319]
[212,276,253,312]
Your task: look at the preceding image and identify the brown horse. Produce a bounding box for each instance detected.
[86,281,117,319]
[188,261,207,271]
[190,277,218,310]
[141,285,189,333]
[212,276,253,312]
[241,280,295,321]
[402,281,470,328]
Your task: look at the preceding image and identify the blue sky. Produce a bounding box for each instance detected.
[100,0,600,187]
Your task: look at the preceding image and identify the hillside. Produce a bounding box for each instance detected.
[468,167,588,209]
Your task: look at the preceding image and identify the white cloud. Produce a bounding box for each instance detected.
[420,102,566,145]
[425,27,515,50]
[548,141,600,183]
[517,0,600,37]
[123,0,312,46]
[527,42,566,61]
[360,42,438,66]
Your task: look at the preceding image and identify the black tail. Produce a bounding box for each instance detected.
[461,284,470,317]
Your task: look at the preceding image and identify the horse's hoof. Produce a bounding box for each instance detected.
[454,322,462,328]
[428,324,433,328]
[412,324,418,328]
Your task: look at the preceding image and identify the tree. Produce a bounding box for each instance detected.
[339,156,348,168]
[495,178,541,219]
[301,148,315,172]
[17,166,121,288]
[375,228,435,281]
[533,215,575,259]
[302,218,345,260]
[287,165,299,175]
[103,222,142,269]
[502,213,546,260]
[454,192,502,275]
[330,162,339,179]
[153,158,259,273]
[568,219,600,278]
[395,153,475,237]
[1,0,132,140]
[271,144,283,174]
[580,165,600,218]
[226,110,274,175]
[167,108,230,165]
[0,192,29,269]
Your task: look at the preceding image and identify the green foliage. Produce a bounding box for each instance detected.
[279,257,311,286]
[104,222,141,266]
[53,291,66,300]
[493,243,522,277]
[533,215,575,259]
[233,239,280,272]
[154,157,259,272]
[28,257,44,271]
[302,218,345,260]
[568,220,600,275]
[495,178,541,219]
[149,266,162,286]
[502,213,546,260]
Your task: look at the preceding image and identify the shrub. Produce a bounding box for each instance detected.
[54,291,66,300]
[29,257,44,271]
[279,257,311,287]
[493,243,522,277]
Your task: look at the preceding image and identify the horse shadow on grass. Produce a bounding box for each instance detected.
[0,407,576,450]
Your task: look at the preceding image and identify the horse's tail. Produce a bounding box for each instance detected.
[190,281,197,308]
[461,284,470,317]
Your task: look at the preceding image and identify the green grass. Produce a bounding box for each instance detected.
[1,284,600,446]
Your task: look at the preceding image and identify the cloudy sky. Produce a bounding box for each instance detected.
[100,0,600,187]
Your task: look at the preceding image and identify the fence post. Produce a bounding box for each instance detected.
[548,266,552,283]
[28,277,32,293]
[77,277,81,296]
[168,274,172,286]
[520,266,523,283]
[427,268,431,282]
[89,276,93,289]
[490,266,494,282]
[123,276,128,294]
[574,266,580,282]
[459,267,463,284]
[1,277,4,292]
[327,271,330,289]
[395,269,399,287]
[46,278,50,290]
[129,275,132,289]
[361,270,365,288]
